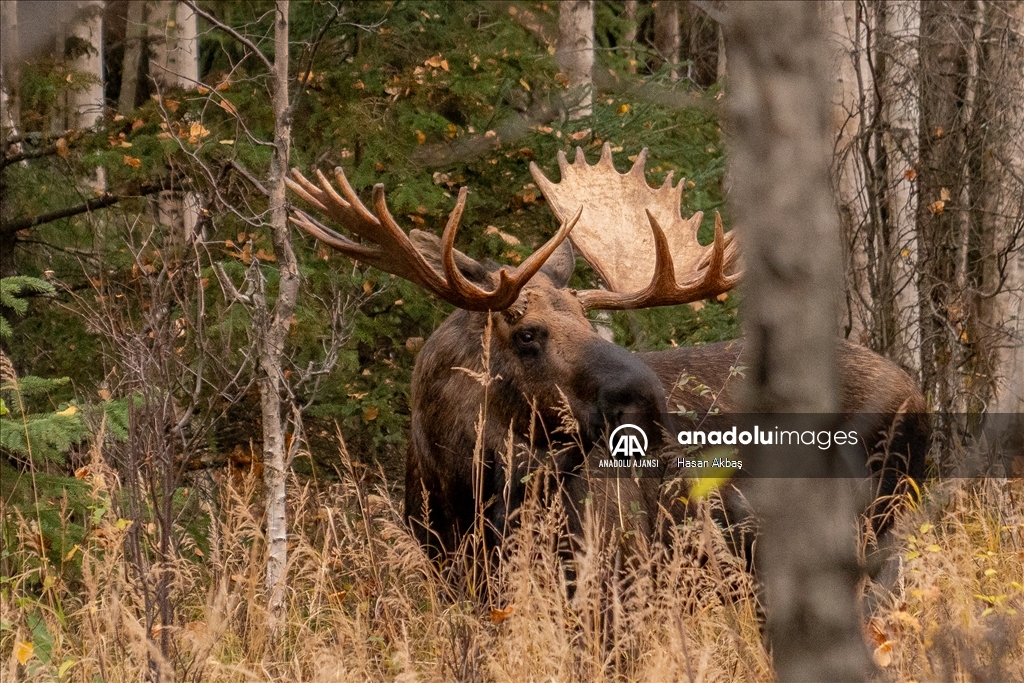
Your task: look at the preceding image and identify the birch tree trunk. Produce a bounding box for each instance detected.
[260,0,298,632]
[118,0,147,114]
[68,0,105,131]
[979,1,1024,418]
[879,1,921,376]
[830,1,921,377]
[148,1,200,244]
[148,0,198,88]
[53,1,107,194]
[654,0,681,80]
[728,1,868,680]
[0,0,20,280]
[1,0,23,152]
[556,0,594,119]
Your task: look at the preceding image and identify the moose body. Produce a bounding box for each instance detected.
[403,276,927,557]
[287,145,928,561]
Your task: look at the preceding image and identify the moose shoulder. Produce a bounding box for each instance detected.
[287,145,928,558]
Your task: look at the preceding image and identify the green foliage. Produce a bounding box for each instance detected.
[0,375,89,466]
[0,462,91,571]
[0,277,55,341]
[1,278,89,465]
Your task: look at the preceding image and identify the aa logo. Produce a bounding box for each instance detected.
[609,424,648,459]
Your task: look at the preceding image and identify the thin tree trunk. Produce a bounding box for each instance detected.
[556,0,594,119]
[149,1,200,243]
[261,0,298,633]
[0,1,21,278]
[979,0,1024,417]
[728,1,869,681]
[1,0,23,152]
[118,0,147,114]
[623,0,638,74]
[831,0,874,347]
[654,0,681,80]
[880,0,922,376]
[716,21,726,82]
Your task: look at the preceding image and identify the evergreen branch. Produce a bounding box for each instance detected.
[1,183,163,234]
[1,145,60,169]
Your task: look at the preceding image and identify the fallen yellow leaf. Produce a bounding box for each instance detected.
[14,641,34,666]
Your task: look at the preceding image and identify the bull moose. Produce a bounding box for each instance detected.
[286,144,927,560]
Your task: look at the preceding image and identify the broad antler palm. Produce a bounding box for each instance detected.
[530,143,741,310]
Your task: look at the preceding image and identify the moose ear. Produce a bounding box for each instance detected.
[410,229,494,287]
[540,239,575,289]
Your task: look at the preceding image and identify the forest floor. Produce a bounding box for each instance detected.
[2,445,1022,683]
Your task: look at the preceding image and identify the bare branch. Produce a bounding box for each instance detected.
[181,0,275,73]
[1,183,164,234]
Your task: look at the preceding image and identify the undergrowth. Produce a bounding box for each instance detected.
[1,435,1021,682]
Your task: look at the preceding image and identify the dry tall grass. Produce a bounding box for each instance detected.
[2,436,1022,682]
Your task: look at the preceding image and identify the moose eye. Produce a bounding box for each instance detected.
[513,328,541,351]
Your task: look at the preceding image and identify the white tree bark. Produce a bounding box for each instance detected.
[830,0,873,347]
[52,1,106,194]
[981,1,1024,415]
[880,1,921,376]
[148,0,199,89]
[261,0,298,632]
[68,0,105,130]
[556,0,594,119]
[829,1,921,376]
[149,1,201,242]
[1,0,23,152]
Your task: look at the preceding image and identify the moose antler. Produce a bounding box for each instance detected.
[287,167,581,311]
[530,143,740,310]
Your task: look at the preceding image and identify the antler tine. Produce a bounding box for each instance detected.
[577,211,741,311]
[288,209,383,261]
[288,165,580,311]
